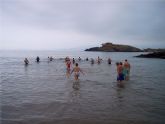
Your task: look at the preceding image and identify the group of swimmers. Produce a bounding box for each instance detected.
[24,56,130,84]
[65,57,84,81]
[24,56,40,65]
[24,56,52,65]
[116,59,131,85]
[64,56,112,81]
[24,56,111,65]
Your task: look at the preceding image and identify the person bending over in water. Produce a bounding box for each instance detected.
[24,58,29,65]
[71,63,84,81]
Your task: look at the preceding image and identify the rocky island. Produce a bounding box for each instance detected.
[85,42,142,52]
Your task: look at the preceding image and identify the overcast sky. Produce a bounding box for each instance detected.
[0,0,165,50]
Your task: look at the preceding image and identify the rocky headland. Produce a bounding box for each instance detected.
[135,51,165,59]
[143,48,165,52]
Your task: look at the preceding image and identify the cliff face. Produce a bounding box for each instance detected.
[85,43,142,52]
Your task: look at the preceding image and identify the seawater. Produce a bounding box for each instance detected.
[0,51,165,124]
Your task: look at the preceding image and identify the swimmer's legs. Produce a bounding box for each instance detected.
[74,73,79,81]
[74,75,79,80]
[66,69,70,78]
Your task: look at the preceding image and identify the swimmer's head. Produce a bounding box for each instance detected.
[125,59,127,62]
[76,63,78,66]
[116,62,119,65]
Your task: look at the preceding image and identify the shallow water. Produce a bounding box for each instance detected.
[0,51,165,124]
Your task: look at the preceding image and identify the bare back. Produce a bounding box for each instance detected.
[73,66,81,72]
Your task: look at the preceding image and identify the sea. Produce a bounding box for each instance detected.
[0,50,165,124]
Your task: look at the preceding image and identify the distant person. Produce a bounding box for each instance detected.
[123,59,131,80]
[50,56,53,61]
[86,57,89,61]
[24,58,29,65]
[47,56,50,62]
[65,57,71,78]
[65,56,71,63]
[91,58,94,65]
[78,57,81,61]
[97,56,101,64]
[71,63,84,81]
[72,58,75,64]
[117,62,124,83]
[108,58,111,64]
[65,56,70,62]
[36,56,40,62]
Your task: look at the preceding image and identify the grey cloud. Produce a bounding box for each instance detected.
[1,0,165,49]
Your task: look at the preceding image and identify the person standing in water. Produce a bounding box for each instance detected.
[123,59,131,80]
[108,58,111,65]
[65,57,71,78]
[78,57,81,61]
[71,63,84,81]
[117,62,124,83]
[91,58,94,65]
[36,56,40,62]
[49,56,53,61]
[86,57,88,61]
[97,56,101,64]
[24,58,29,65]
[72,58,75,64]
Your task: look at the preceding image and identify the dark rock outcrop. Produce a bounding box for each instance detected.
[143,48,165,52]
[85,42,142,52]
[135,51,165,59]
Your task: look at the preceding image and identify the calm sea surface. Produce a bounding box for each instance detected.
[0,51,165,124]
